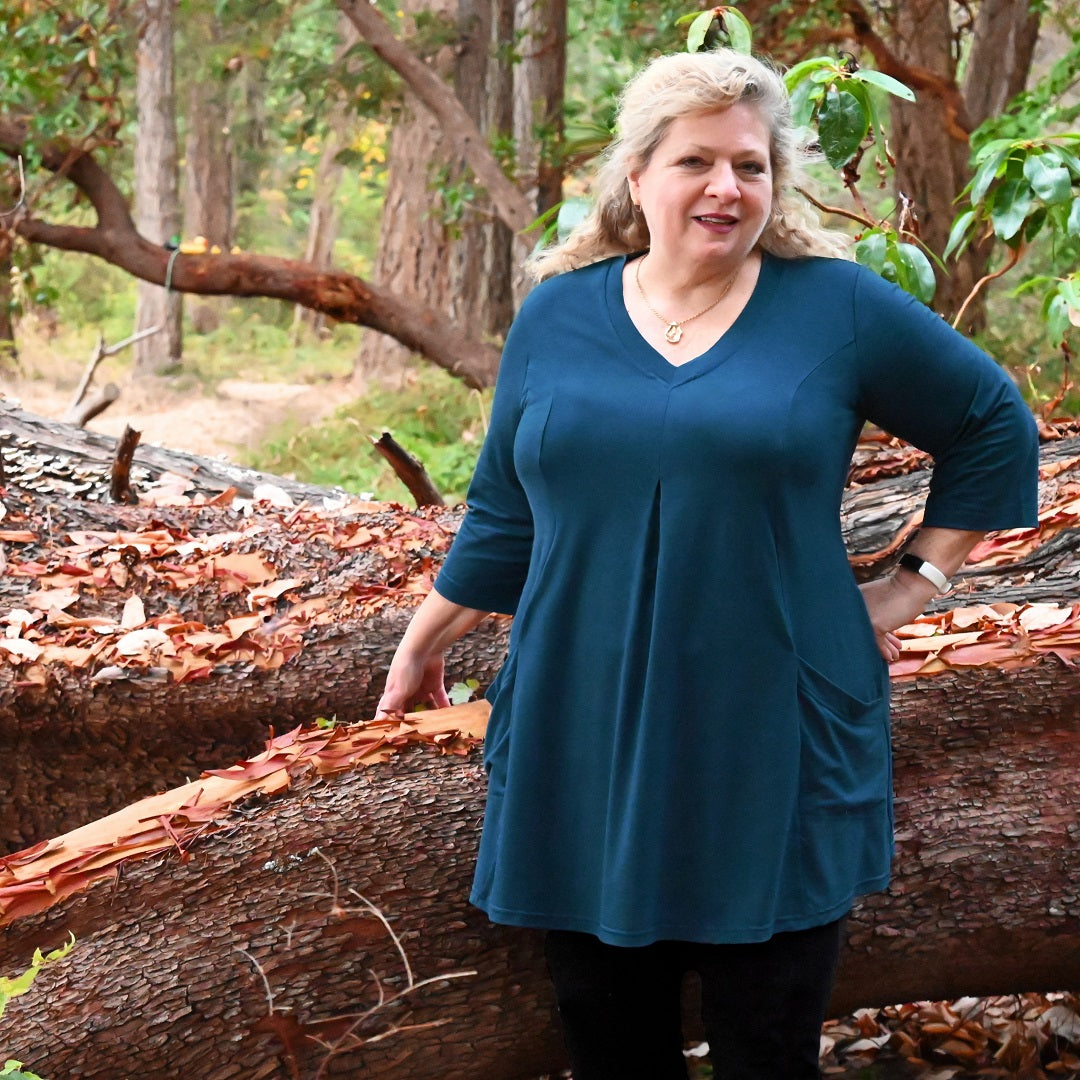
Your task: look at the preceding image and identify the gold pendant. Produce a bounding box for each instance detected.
[664,322,682,344]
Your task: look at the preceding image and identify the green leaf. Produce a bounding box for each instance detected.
[1059,277,1080,310]
[685,10,714,53]
[892,242,937,304]
[849,68,916,102]
[1,1063,45,1080]
[1066,196,1080,237]
[1023,154,1074,204]
[1024,206,1047,243]
[783,57,834,94]
[788,77,822,129]
[448,678,480,706]
[989,177,1035,240]
[720,8,754,54]
[853,230,887,274]
[969,145,1013,204]
[943,209,977,261]
[817,88,869,168]
[1045,292,1071,346]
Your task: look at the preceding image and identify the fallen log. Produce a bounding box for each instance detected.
[0,419,1078,850]
[0,643,1078,1080]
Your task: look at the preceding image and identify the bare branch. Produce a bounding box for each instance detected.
[951,244,1023,331]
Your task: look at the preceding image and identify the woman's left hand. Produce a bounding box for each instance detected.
[859,574,938,662]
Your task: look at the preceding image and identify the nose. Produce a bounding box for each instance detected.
[704,163,740,201]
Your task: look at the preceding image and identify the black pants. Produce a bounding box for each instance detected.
[544,918,844,1080]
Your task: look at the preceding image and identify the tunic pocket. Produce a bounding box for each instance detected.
[482,650,518,795]
[796,659,888,811]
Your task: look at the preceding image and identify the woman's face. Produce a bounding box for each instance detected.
[627,104,773,272]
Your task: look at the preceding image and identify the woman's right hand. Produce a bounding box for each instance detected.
[375,649,451,718]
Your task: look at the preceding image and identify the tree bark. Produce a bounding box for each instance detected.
[133,0,184,376]
[0,214,17,367]
[353,0,516,381]
[511,0,567,306]
[183,30,235,337]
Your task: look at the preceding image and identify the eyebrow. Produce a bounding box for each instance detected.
[674,141,768,157]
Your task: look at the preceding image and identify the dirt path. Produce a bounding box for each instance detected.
[0,371,338,461]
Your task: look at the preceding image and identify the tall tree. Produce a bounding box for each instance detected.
[291,14,361,340]
[839,0,1042,327]
[352,0,518,380]
[512,0,568,281]
[133,0,183,375]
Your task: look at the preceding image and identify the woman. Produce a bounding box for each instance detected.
[377,50,1038,1079]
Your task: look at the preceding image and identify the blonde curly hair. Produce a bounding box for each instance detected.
[530,49,850,280]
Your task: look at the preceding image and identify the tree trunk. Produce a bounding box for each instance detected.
[1,644,1078,1079]
[884,0,1040,329]
[353,0,515,384]
[134,0,183,376]
[511,0,567,303]
[0,229,16,367]
[0,410,1077,851]
[183,36,235,337]
[291,15,359,341]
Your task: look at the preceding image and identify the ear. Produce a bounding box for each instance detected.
[626,174,641,207]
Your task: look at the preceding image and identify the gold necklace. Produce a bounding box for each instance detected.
[634,255,740,344]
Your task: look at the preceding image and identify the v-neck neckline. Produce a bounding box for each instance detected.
[606,251,779,384]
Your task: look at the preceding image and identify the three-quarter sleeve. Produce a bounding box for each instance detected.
[433,322,534,615]
[853,267,1039,531]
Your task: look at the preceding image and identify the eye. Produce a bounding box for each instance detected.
[677,156,707,168]
[739,160,768,175]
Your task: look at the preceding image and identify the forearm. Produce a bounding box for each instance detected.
[376,588,493,715]
[860,526,984,661]
[395,587,492,661]
[896,526,986,600]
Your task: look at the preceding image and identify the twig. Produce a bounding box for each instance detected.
[951,244,1023,330]
[370,431,445,507]
[237,946,278,1013]
[109,425,141,503]
[794,186,877,229]
[0,156,27,221]
[65,323,162,423]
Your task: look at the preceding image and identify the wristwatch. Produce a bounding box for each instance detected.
[898,553,951,594]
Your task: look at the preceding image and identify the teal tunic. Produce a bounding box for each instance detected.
[435,253,1039,946]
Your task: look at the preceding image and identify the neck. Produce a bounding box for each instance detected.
[639,249,758,305]
[635,247,756,308]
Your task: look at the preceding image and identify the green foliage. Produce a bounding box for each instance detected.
[0,1062,45,1080]
[0,933,75,1023]
[783,56,914,170]
[854,229,937,305]
[950,136,1080,257]
[448,678,480,705]
[679,8,754,55]
[247,366,491,504]
[971,39,1080,147]
[0,1,130,148]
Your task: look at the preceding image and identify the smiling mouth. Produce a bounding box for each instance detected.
[695,214,737,225]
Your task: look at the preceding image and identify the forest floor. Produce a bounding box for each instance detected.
[0,338,341,461]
